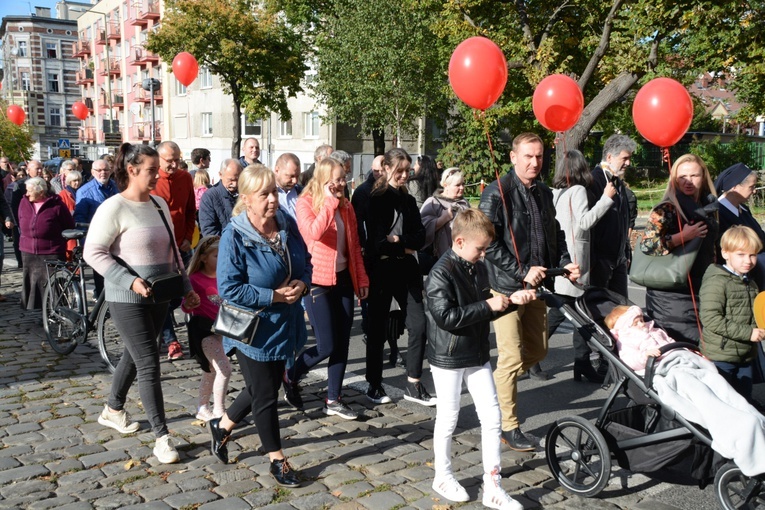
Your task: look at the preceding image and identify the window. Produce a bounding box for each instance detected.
[200,66,212,88]
[45,42,58,59]
[49,106,62,126]
[20,72,30,91]
[17,41,27,57]
[175,78,186,96]
[279,118,292,138]
[242,115,261,136]
[201,112,212,136]
[47,72,60,92]
[304,111,320,138]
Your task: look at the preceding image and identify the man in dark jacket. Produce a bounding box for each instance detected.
[199,159,243,237]
[238,138,261,168]
[478,132,579,452]
[589,134,637,298]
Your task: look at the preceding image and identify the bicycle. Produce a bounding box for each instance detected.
[42,229,122,373]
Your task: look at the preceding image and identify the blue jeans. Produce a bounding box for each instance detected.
[290,269,355,401]
[714,360,753,401]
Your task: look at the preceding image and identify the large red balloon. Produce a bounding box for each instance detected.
[72,101,89,121]
[632,77,693,147]
[172,52,199,87]
[6,105,25,126]
[532,74,584,132]
[449,37,507,111]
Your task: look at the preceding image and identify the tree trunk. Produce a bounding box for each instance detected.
[231,92,242,159]
[555,71,640,162]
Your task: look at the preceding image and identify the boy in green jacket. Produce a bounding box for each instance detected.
[700,225,765,401]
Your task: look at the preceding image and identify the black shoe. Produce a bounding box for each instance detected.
[282,379,303,410]
[389,351,405,368]
[270,457,301,487]
[528,363,550,381]
[573,359,605,384]
[366,385,392,404]
[208,418,230,464]
[403,381,437,406]
[501,428,536,452]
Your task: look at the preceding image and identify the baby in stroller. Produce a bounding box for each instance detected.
[605,304,672,374]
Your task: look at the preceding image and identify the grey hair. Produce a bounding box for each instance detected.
[60,160,76,173]
[219,158,243,175]
[314,144,333,162]
[440,167,463,187]
[66,170,82,185]
[329,150,351,164]
[602,134,637,159]
[26,176,48,195]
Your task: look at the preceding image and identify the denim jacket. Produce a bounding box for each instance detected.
[218,209,312,361]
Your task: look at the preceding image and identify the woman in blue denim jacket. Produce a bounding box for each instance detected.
[207,165,312,488]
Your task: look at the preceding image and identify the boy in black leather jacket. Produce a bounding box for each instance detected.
[425,209,534,509]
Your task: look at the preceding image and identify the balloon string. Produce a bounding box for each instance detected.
[480,110,526,291]
[555,131,576,267]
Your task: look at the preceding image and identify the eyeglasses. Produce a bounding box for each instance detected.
[160,156,181,166]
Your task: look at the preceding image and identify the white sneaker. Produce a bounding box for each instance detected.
[432,474,469,503]
[153,434,180,464]
[195,405,215,422]
[97,404,140,434]
[483,471,522,510]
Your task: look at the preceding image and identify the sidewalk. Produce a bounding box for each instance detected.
[0,251,693,509]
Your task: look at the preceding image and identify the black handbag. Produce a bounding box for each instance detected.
[212,302,264,344]
[146,197,186,302]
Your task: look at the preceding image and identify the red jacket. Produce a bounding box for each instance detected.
[296,193,369,294]
[151,169,196,247]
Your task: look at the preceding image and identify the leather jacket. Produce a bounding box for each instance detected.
[478,171,571,293]
[426,249,501,369]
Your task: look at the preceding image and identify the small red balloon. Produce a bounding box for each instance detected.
[532,74,584,132]
[172,52,199,87]
[449,37,508,111]
[6,105,25,126]
[72,101,89,121]
[632,77,693,147]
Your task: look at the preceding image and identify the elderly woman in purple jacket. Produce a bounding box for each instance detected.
[18,176,74,309]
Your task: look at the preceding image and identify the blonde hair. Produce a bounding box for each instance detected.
[720,225,763,254]
[604,305,631,330]
[662,154,716,221]
[193,168,210,189]
[440,167,462,188]
[451,208,493,241]
[232,164,274,216]
[301,158,347,212]
[187,235,220,275]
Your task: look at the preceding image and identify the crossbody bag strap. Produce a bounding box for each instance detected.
[149,196,183,273]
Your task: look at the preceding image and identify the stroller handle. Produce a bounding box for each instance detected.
[644,342,702,389]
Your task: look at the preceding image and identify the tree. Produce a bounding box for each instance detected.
[147,0,307,157]
[0,102,34,162]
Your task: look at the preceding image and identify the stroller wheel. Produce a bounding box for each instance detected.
[715,462,765,509]
[545,416,611,497]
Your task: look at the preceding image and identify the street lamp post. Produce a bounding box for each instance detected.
[142,78,160,147]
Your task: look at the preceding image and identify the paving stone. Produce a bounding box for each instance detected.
[120,502,173,510]
[0,479,56,499]
[91,492,142,509]
[27,495,79,509]
[0,457,21,471]
[57,468,105,486]
[290,491,343,509]
[322,469,366,489]
[79,450,130,469]
[243,488,279,507]
[0,464,49,484]
[136,482,182,501]
[199,497,251,510]
[332,480,375,499]
[45,458,84,475]
[213,478,261,498]
[357,490,406,510]
[162,489,219,508]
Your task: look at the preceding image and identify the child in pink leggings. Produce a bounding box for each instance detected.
[183,236,232,421]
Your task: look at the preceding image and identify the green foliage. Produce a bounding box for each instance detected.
[0,101,34,162]
[147,0,307,156]
[689,136,759,178]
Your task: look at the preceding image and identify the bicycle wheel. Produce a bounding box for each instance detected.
[42,269,85,354]
[97,302,123,373]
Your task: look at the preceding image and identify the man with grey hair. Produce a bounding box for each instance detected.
[273,153,302,219]
[299,143,333,186]
[589,134,638,298]
[200,158,243,237]
[50,159,76,193]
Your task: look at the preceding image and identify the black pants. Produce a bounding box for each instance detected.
[227,352,284,453]
[547,295,590,362]
[589,259,629,299]
[405,278,427,379]
[108,301,169,437]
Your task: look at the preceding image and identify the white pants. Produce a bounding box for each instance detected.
[431,363,502,478]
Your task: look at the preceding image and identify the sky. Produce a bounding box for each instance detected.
[0,0,63,21]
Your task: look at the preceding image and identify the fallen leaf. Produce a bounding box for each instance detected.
[124,459,140,470]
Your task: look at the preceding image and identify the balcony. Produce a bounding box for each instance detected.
[100,129,123,146]
[129,0,160,26]
[75,68,94,85]
[134,121,161,141]
[95,29,107,46]
[99,58,121,77]
[79,126,96,143]
[113,92,125,109]
[133,87,162,104]
[71,39,90,57]
[129,46,159,67]
[107,22,121,41]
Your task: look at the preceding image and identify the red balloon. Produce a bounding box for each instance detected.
[449,37,507,110]
[532,74,584,132]
[6,105,25,126]
[172,52,199,87]
[632,77,693,147]
[72,101,89,121]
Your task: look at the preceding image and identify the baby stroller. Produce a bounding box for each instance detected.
[540,286,765,509]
